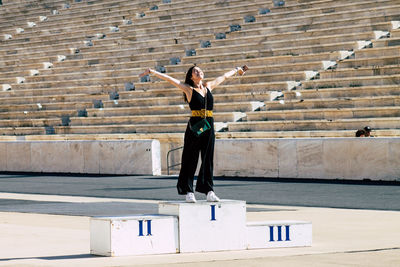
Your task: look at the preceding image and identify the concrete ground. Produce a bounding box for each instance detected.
[0,192,399,267]
[0,174,399,211]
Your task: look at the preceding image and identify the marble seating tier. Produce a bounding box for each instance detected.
[319,65,400,79]
[301,74,400,89]
[227,117,400,132]
[284,85,400,100]
[246,107,400,122]
[337,56,400,69]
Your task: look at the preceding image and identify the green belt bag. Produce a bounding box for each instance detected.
[189,118,211,136]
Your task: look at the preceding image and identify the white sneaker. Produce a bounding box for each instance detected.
[207,191,220,202]
[185,192,197,203]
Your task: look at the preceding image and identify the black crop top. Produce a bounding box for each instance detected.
[189,88,214,111]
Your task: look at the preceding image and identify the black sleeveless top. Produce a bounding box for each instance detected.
[189,87,213,111]
[188,88,214,128]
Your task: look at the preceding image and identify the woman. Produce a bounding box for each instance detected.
[139,64,248,203]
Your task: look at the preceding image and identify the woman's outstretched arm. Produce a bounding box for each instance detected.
[139,68,192,96]
[206,65,248,91]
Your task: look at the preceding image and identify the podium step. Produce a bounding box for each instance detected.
[247,221,312,249]
[90,215,179,256]
[159,200,247,253]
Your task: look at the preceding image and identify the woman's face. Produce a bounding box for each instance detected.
[192,67,204,81]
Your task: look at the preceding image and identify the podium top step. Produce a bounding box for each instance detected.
[159,200,246,206]
[91,214,176,220]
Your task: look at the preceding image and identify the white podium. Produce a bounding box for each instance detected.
[90,200,312,256]
[246,221,312,249]
[90,215,179,256]
[159,200,247,253]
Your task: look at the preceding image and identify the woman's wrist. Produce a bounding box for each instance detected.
[235,67,243,76]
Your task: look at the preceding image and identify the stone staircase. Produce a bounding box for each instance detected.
[0,0,400,138]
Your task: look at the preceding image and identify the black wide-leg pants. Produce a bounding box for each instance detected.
[177,118,215,195]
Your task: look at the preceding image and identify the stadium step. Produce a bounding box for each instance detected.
[217,129,400,138]
[319,65,400,79]
[69,112,245,126]
[227,117,400,132]
[301,74,400,89]
[337,56,400,69]
[245,106,400,121]
[354,46,400,59]
[264,95,400,111]
[284,85,400,100]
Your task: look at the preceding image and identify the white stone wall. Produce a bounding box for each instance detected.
[0,140,161,175]
[214,138,400,181]
[0,138,399,180]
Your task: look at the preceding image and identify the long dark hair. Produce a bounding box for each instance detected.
[183,65,196,102]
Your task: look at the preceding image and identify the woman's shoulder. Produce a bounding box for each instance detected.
[180,83,194,93]
[204,82,213,91]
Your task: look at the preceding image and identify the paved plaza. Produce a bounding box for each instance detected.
[0,174,399,266]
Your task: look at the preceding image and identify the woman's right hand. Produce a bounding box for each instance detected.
[237,65,249,76]
[139,68,152,77]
